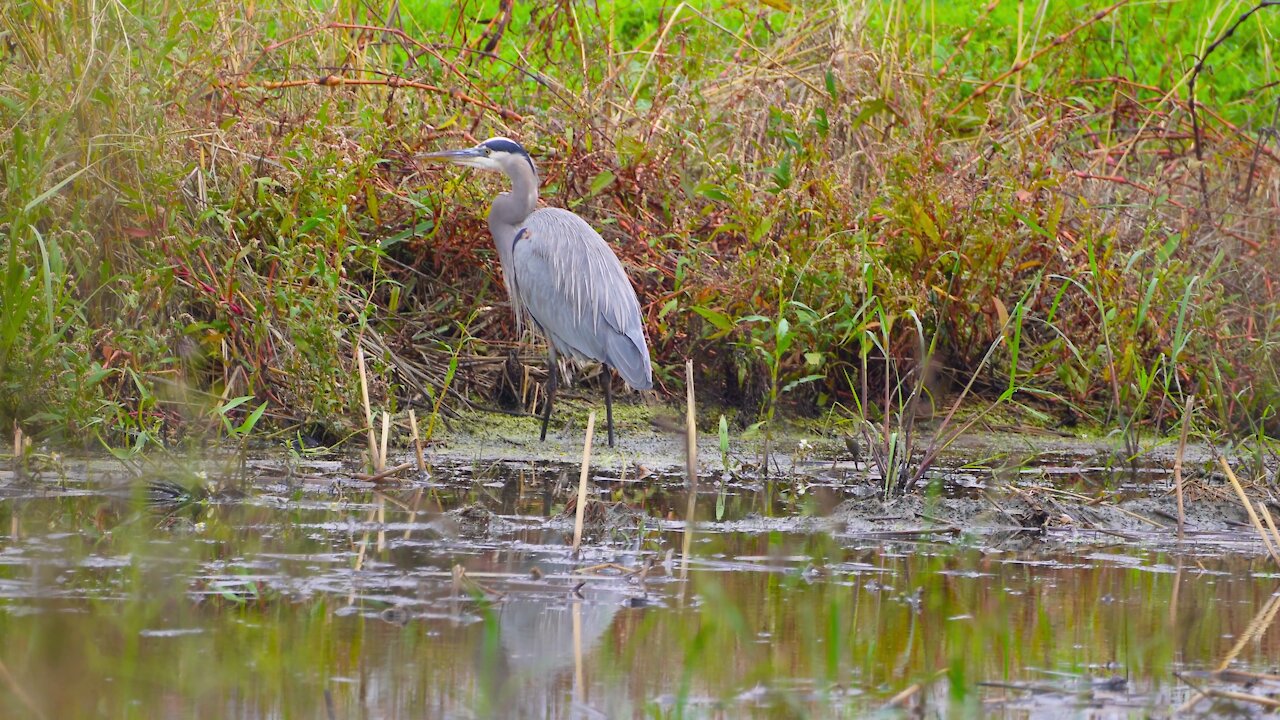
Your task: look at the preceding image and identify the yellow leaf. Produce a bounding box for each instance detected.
[993,296,1009,329]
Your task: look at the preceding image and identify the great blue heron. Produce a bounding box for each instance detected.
[424,137,652,446]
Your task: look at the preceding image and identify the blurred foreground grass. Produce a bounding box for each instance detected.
[0,0,1277,449]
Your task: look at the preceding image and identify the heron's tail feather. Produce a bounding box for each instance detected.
[605,329,653,390]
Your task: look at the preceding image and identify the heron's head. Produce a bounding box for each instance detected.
[423,137,537,179]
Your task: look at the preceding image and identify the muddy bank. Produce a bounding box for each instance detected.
[828,490,1252,543]
[438,406,1239,474]
[431,410,1271,552]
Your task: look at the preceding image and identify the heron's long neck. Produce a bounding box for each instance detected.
[488,164,539,327]
[489,166,539,231]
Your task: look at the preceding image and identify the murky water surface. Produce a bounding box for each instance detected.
[1,450,1277,718]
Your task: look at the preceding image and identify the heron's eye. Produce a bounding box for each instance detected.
[482,146,493,156]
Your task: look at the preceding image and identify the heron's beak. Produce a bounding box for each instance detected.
[420,147,493,170]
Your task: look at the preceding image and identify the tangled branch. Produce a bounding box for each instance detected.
[1187,0,1280,214]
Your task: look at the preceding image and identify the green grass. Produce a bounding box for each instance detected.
[1,0,1278,448]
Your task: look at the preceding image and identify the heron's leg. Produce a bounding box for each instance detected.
[604,370,615,447]
[539,346,558,442]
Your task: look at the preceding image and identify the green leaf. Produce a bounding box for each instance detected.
[85,364,116,384]
[23,163,93,214]
[1014,210,1053,240]
[234,401,268,435]
[218,395,255,414]
[783,374,824,393]
[913,203,940,244]
[1157,233,1181,263]
[849,98,887,129]
[769,154,793,193]
[588,170,616,196]
[694,182,730,202]
[691,306,735,336]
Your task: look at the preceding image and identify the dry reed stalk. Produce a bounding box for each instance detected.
[882,669,947,711]
[882,682,923,709]
[451,564,464,597]
[1096,500,1167,529]
[572,411,597,552]
[681,359,698,581]
[349,505,380,605]
[403,489,423,541]
[1201,688,1280,710]
[572,602,585,708]
[1174,395,1194,537]
[1258,502,1280,552]
[0,657,45,720]
[378,411,390,473]
[354,461,415,483]
[1215,584,1280,671]
[1212,669,1280,684]
[1220,457,1280,568]
[408,409,426,472]
[355,345,378,470]
[684,359,698,489]
[1174,672,1211,715]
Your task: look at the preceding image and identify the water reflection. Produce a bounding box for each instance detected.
[0,455,1276,718]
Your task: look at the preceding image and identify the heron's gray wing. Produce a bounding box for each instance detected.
[512,208,653,390]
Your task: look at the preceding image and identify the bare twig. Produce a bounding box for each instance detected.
[1187,1,1280,212]
[1241,96,1280,202]
[937,0,1001,75]
[217,75,524,122]
[947,1,1130,118]
[1069,171,1190,210]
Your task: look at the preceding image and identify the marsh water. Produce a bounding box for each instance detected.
[1,443,1278,719]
